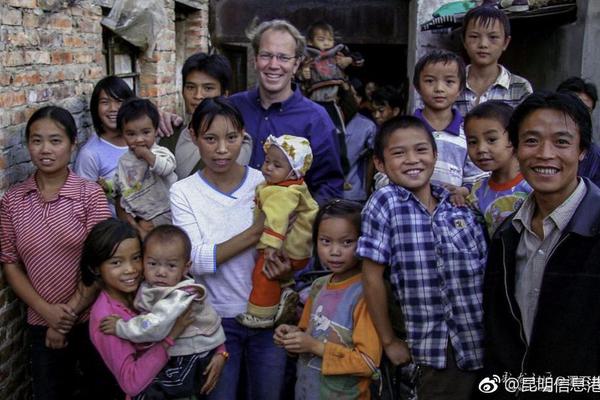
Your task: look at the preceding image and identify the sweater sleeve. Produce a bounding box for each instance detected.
[150,145,177,177]
[259,186,301,250]
[321,297,382,377]
[170,184,217,276]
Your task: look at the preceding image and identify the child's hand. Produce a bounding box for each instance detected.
[450,192,467,207]
[384,337,411,366]
[200,352,227,394]
[273,324,300,346]
[281,331,324,356]
[45,327,68,349]
[264,247,278,262]
[100,315,122,335]
[131,145,152,160]
[335,53,353,69]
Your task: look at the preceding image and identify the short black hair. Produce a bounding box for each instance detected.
[465,100,513,130]
[462,5,511,38]
[413,50,466,92]
[371,85,404,110]
[91,76,134,134]
[374,115,437,161]
[81,219,140,287]
[144,225,192,262]
[306,20,334,41]
[312,199,363,249]
[556,76,598,111]
[190,96,244,138]
[508,91,592,151]
[181,52,232,93]
[26,106,77,143]
[116,98,160,133]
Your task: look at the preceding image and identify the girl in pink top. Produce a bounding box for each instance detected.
[82,218,193,398]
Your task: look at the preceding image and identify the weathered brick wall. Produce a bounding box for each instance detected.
[0,1,208,398]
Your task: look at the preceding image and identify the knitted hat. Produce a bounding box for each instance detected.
[263,134,313,178]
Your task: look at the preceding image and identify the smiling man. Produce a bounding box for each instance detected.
[229,19,344,205]
[481,91,600,399]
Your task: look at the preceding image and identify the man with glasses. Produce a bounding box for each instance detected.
[230,19,344,206]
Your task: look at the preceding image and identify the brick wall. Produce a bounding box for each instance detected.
[0,1,208,398]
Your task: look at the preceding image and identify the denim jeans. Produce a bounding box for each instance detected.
[29,323,122,400]
[208,318,287,400]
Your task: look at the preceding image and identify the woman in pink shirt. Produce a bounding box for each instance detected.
[81,218,192,398]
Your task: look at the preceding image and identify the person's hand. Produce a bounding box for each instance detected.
[200,352,227,394]
[274,324,300,347]
[157,110,183,138]
[41,303,77,333]
[263,251,293,281]
[335,53,353,69]
[384,337,411,366]
[131,145,152,161]
[264,247,278,262]
[168,304,194,339]
[100,315,122,335]
[450,193,467,207]
[45,327,68,349]
[280,330,323,355]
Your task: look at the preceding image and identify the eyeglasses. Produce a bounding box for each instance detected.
[257,52,297,64]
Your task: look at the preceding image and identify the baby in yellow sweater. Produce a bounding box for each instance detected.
[237,135,319,328]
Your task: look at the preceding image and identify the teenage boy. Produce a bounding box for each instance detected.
[456,5,533,116]
[229,19,344,205]
[358,116,488,400]
[159,52,252,179]
[557,76,600,187]
[482,91,600,398]
[371,85,403,127]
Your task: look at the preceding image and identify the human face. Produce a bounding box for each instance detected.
[261,145,293,184]
[122,115,157,150]
[466,117,514,172]
[309,28,334,51]
[372,102,399,126]
[374,127,437,199]
[255,29,300,103]
[144,238,190,287]
[193,115,243,176]
[418,61,461,112]
[317,216,360,282]
[516,108,585,207]
[100,238,143,304]
[98,90,123,132]
[183,71,223,115]
[463,19,510,67]
[27,118,75,176]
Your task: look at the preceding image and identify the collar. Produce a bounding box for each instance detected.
[22,169,81,201]
[488,172,524,192]
[465,64,511,92]
[391,183,450,205]
[249,84,302,111]
[414,108,463,136]
[267,178,304,187]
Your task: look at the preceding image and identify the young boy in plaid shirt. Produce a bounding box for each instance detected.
[358,115,488,399]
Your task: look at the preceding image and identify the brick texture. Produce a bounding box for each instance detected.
[0,1,208,398]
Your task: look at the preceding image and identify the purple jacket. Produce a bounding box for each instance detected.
[229,86,344,205]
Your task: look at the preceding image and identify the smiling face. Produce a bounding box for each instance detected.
[192,114,243,177]
[466,116,514,173]
[255,28,300,104]
[261,145,293,184]
[316,216,360,281]
[122,115,157,151]
[27,118,75,176]
[183,71,223,115]
[517,108,585,208]
[97,90,123,133]
[417,61,462,112]
[374,127,437,200]
[100,238,143,304]
[463,19,510,67]
[144,238,190,287]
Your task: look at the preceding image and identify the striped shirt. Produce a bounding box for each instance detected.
[0,171,111,325]
[357,184,488,370]
[454,65,533,116]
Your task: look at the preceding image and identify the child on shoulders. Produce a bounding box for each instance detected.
[100,224,227,399]
[275,199,381,400]
[463,100,532,237]
[237,135,319,328]
[114,98,177,238]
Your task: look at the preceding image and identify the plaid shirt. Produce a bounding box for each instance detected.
[454,65,533,116]
[357,184,487,370]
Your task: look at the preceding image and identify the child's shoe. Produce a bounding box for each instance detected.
[274,288,299,326]
[236,312,275,329]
